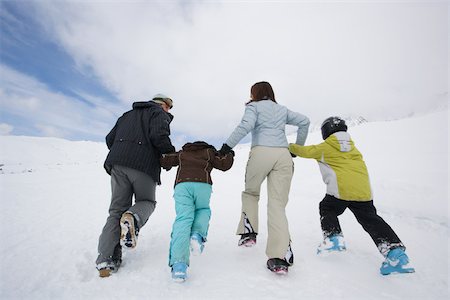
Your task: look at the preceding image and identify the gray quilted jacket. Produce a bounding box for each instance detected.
[225,100,310,149]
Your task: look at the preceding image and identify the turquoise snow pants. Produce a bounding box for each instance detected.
[169,182,212,267]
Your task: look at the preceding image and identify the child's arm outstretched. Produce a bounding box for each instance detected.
[289,143,324,160]
[211,149,234,171]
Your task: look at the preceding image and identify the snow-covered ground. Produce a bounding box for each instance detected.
[0,109,448,300]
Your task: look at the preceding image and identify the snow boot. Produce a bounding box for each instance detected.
[120,212,139,249]
[267,258,289,275]
[285,242,294,266]
[317,234,346,254]
[171,262,188,282]
[238,233,257,247]
[97,259,121,278]
[380,248,415,275]
[190,232,205,256]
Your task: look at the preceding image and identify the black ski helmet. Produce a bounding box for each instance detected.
[321,116,348,140]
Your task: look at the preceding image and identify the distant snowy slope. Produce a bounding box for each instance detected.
[0,136,107,174]
[0,109,448,300]
[305,115,368,134]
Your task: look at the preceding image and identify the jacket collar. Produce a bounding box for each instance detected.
[182,141,215,151]
[325,132,353,152]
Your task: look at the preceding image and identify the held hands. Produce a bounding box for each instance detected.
[160,153,174,171]
[219,143,234,156]
[288,143,297,158]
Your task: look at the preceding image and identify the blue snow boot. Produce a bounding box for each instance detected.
[317,234,346,254]
[380,248,415,275]
[190,232,205,256]
[171,262,188,282]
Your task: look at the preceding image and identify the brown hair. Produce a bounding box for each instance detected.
[248,81,277,104]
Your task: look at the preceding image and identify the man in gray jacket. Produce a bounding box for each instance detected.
[96,94,176,277]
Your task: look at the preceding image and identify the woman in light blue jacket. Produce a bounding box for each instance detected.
[219,81,310,274]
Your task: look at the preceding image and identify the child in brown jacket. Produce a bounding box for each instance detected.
[160,141,234,282]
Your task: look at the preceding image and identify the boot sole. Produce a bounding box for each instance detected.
[172,273,187,282]
[99,268,112,278]
[268,266,288,275]
[381,267,415,275]
[238,240,256,247]
[120,213,137,249]
[172,277,186,283]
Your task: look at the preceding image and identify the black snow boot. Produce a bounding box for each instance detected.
[267,258,290,275]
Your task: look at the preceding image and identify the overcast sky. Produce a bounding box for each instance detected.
[0,0,447,148]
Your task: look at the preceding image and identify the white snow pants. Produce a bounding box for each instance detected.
[236,146,294,259]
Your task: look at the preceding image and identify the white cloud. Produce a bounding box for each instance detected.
[16,1,450,140]
[0,123,13,135]
[0,64,116,140]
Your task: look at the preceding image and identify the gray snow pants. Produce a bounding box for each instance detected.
[96,165,156,265]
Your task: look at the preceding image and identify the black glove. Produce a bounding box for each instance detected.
[160,153,173,171]
[219,143,233,155]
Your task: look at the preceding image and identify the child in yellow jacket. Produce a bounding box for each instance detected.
[289,116,415,275]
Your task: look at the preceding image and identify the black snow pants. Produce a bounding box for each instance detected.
[319,194,405,256]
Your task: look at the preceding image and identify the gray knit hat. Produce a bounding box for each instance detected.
[152,94,173,109]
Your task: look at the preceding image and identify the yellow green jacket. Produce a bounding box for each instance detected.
[289,132,372,201]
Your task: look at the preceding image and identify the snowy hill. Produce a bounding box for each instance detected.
[0,109,448,300]
[306,115,368,134]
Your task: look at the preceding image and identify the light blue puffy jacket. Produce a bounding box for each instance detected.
[225,100,310,149]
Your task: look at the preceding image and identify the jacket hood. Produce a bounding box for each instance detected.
[132,101,158,109]
[182,141,216,152]
[325,131,353,152]
[132,101,174,121]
